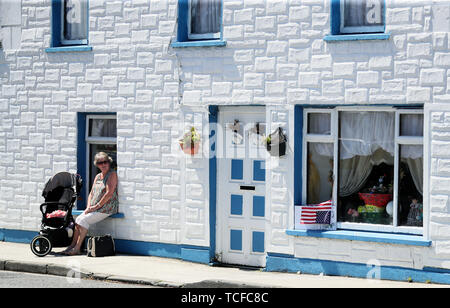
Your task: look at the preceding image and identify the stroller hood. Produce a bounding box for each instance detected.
[42,172,82,200]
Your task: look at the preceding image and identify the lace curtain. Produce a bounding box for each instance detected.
[343,0,384,28]
[190,0,221,35]
[90,119,117,138]
[310,112,423,196]
[64,0,88,41]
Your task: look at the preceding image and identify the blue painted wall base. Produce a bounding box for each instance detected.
[266,253,450,285]
[2,228,450,284]
[0,229,38,244]
[0,228,211,264]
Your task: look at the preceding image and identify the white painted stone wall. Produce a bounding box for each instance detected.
[1,0,450,270]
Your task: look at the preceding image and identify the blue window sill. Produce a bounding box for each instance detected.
[286,229,431,247]
[72,210,124,219]
[324,32,391,42]
[45,45,93,53]
[170,40,227,48]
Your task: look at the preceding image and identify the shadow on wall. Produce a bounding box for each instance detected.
[45,52,95,94]
[46,52,95,65]
[173,47,240,106]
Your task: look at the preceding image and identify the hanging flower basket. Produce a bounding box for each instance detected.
[265,127,287,157]
[179,127,201,156]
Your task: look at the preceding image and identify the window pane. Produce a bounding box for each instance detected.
[307,143,333,205]
[89,144,117,193]
[307,113,331,135]
[89,119,117,138]
[400,114,423,137]
[338,111,394,225]
[64,0,88,41]
[190,0,221,35]
[343,0,384,28]
[398,145,423,227]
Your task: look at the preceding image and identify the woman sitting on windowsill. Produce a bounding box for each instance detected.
[61,152,119,256]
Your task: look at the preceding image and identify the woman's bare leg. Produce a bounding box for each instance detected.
[61,224,79,254]
[67,225,88,255]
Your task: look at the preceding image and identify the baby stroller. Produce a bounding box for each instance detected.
[30,172,82,257]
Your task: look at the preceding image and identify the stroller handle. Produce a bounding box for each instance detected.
[40,202,73,215]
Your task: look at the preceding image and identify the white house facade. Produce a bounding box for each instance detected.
[2,0,450,283]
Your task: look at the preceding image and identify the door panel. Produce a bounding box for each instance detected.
[216,107,267,267]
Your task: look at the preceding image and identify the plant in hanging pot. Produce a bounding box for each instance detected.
[265,127,287,157]
[179,126,201,155]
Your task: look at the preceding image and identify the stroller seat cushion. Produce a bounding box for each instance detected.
[46,210,67,219]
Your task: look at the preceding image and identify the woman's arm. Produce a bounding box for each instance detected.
[84,174,100,214]
[88,172,118,212]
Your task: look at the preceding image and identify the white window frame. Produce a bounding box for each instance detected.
[188,0,221,40]
[85,114,116,202]
[60,0,88,46]
[340,0,385,35]
[302,109,338,209]
[302,107,424,235]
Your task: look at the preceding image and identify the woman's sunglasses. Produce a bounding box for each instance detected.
[97,160,109,166]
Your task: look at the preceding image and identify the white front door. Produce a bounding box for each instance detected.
[216,107,267,267]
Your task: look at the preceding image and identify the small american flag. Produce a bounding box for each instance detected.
[300,200,332,225]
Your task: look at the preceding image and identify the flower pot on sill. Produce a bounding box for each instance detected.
[266,141,286,157]
[180,141,200,155]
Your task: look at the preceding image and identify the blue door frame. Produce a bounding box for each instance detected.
[76,112,116,210]
[208,105,218,262]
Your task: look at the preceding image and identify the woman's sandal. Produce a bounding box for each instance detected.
[59,247,74,255]
[67,249,82,256]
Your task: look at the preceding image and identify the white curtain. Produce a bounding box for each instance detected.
[344,0,366,27]
[90,119,117,138]
[400,115,424,195]
[400,114,423,137]
[339,155,372,197]
[338,112,393,196]
[344,0,384,27]
[339,149,394,197]
[308,113,331,135]
[402,145,423,195]
[64,0,88,41]
[190,0,221,35]
[308,111,423,197]
[340,111,395,160]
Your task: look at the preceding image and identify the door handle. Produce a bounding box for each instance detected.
[240,185,255,191]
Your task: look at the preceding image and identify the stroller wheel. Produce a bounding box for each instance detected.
[30,235,52,257]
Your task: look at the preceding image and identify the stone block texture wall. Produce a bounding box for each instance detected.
[1,0,450,270]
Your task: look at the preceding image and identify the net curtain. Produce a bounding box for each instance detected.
[343,0,384,27]
[311,112,423,196]
[64,0,88,41]
[190,0,221,35]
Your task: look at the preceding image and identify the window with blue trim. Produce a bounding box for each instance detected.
[298,107,424,235]
[62,0,88,45]
[189,0,222,40]
[174,0,225,47]
[50,0,88,48]
[331,0,385,35]
[77,113,117,210]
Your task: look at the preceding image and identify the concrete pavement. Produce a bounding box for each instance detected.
[0,242,445,288]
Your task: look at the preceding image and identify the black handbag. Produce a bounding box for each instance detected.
[87,234,115,257]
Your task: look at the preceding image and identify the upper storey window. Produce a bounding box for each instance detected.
[48,0,90,50]
[62,0,88,45]
[172,0,226,47]
[340,0,385,34]
[189,0,222,40]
